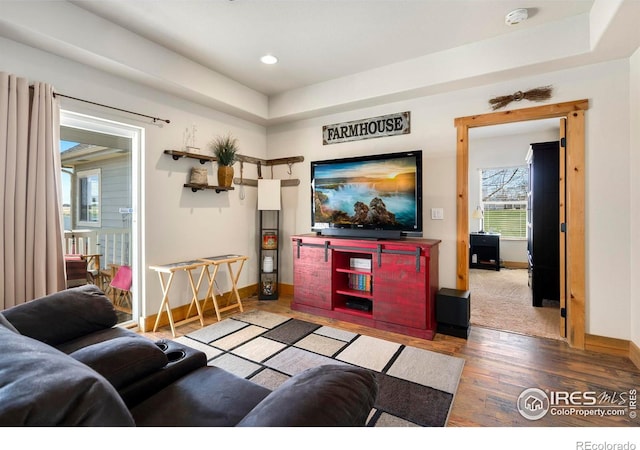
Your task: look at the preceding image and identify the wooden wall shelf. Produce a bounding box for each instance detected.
[164,150,304,167]
[166,150,214,164]
[233,178,300,188]
[164,149,304,190]
[183,183,234,193]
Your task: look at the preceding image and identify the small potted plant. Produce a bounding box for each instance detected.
[211,133,238,187]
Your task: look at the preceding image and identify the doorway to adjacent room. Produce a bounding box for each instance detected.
[467,120,561,340]
[455,100,588,348]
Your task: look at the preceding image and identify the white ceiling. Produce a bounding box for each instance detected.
[72,0,595,96]
[2,0,640,123]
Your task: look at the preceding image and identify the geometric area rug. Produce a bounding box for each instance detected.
[176,310,465,427]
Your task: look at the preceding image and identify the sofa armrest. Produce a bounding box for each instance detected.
[119,339,207,408]
[0,325,134,426]
[1,285,117,346]
[70,336,169,390]
[237,364,378,427]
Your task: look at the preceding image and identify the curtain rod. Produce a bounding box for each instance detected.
[56,92,171,124]
[29,86,171,124]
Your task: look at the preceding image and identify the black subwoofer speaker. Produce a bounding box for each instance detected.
[436,288,470,339]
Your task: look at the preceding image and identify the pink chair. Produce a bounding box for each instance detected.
[107,265,132,309]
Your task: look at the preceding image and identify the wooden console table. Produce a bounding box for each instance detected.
[149,254,248,337]
[291,234,440,340]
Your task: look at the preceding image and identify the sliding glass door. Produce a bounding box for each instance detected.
[60,111,143,326]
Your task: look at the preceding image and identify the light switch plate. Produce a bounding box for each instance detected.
[431,208,444,220]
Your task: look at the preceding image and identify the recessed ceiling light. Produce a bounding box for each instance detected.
[260,54,278,65]
[505,8,528,26]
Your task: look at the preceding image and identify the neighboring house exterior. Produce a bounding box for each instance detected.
[61,143,132,269]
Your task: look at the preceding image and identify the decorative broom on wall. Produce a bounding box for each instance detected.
[489,85,553,110]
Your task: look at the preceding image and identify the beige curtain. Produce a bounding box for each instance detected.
[0,72,65,309]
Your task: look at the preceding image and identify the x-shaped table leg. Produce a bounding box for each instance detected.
[152,271,177,337]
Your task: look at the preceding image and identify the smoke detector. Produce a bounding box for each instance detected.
[505,8,528,25]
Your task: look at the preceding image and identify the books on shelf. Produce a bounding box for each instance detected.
[349,257,372,271]
[348,273,372,293]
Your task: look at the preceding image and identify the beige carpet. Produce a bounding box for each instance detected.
[469,268,562,340]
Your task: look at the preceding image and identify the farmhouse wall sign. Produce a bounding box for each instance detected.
[322,111,410,145]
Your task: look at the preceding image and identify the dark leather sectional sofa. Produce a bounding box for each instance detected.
[0,285,377,426]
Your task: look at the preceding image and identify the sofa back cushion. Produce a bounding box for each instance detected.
[0,325,134,426]
[237,364,378,427]
[1,285,117,346]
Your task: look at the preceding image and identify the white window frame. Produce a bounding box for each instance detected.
[76,168,101,227]
[480,166,528,240]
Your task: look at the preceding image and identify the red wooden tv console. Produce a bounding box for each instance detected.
[291,234,440,340]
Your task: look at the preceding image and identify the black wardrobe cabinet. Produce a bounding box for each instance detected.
[526,141,560,307]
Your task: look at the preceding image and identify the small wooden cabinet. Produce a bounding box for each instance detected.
[291,234,440,340]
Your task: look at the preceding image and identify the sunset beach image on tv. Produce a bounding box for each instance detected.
[312,153,420,231]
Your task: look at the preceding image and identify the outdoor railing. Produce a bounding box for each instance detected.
[63,228,131,269]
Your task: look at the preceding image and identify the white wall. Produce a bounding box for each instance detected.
[0,36,268,319]
[630,47,640,349]
[269,58,633,340]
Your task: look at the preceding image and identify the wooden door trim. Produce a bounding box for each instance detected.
[455,99,589,349]
[559,118,567,338]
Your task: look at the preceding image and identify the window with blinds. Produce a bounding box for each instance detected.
[480,166,528,239]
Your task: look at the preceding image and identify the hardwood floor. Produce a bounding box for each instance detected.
[139,294,640,427]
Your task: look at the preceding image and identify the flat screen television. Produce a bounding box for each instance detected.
[311,150,423,239]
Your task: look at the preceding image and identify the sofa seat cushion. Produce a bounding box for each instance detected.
[131,366,271,426]
[0,326,134,426]
[237,365,378,427]
[2,285,117,346]
[70,336,169,390]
